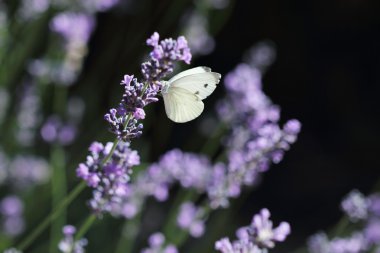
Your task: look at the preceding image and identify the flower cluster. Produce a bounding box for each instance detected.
[58,225,88,253]
[0,150,49,190]
[50,12,95,45]
[341,190,369,222]
[308,190,380,253]
[104,32,191,141]
[215,208,290,253]
[76,141,140,215]
[40,115,77,146]
[0,196,24,236]
[109,150,213,218]
[177,202,206,237]
[141,233,178,253]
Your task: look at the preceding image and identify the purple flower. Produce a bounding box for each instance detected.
[215,208,289,252]
[41,116,77,145]
[141,233,178,253]
[177,202,206,237]
[105,33,191,141]
[0,196,25,236]
[50,12,95,44]
[248,208,291,248]
[77,141,140,215]
[9,155,50,189]
[58,225,87,253]
[365,219,380,244]
[341,190,369,222]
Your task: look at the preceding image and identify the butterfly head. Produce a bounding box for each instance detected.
[161,81,171,94]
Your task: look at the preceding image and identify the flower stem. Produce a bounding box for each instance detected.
[50,145,67,253]
[75,214,97,241]
[16,181,87,251]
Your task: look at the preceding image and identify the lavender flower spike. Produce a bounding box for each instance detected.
[141,232,178,253]
[248,208,291,249]
[76,141,139,216]
[58,225,88,253]
[341,190,369,222]
[105,33,191,141]
[215,208,290,252]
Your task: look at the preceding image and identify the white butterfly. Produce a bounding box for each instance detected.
[162,66,221,123]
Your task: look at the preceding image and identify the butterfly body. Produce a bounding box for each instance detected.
[162,67,221,123]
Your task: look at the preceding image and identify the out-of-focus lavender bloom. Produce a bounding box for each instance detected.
[177,202,206,237]
[41,116,77,146]
[111,150,213,219]
[215,237,264,253]
[214,60,301,208]
[309,233,368,253]
[247,208,291,249]
[309,190,380,253]
[341,190,369,222]
[15,82,42,146]
[183,13,215,56]
[141,232,178,253]
[365,219,380,244]
[17,0,50,20]
[50,12,95,45]
[0,88,9,124]
[368,194,380,217]
[8,155,50,189]
[215,209,289,252]
[77,141,139,215]
[244,41,277,72]
[0,195,25,236]
[105,33,191,141]
[308,233,330,253]
[58,225,88,253]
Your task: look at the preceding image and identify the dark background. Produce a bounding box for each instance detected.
[63,0,380,251]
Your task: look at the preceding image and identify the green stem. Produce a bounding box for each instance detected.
[115,212,143,253]
[75,215,97,241]
[16,181,86,251]
[50,145,67,253]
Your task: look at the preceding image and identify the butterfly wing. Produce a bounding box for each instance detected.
[168,66,212,83]
[169,72,221,100]
[163,87,204,123]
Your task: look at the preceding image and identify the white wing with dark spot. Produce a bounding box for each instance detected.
[163,87,204,123]
[170,72,221,100]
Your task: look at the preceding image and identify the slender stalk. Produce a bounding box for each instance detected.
[16,181,87,251]
[115,212,143,253]
[75,215,97,241]
[49,145,67,253]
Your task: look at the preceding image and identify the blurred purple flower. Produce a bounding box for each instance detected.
[177,202,206,237]
[365,219,380,244]
[9,155,50,189]
[341,190,369,222]
[141,232,178,253]
[41,116,77,146]
[58,225,87,253]
[50,12,95,45]
[215,208,289,252]
[0,195,25,236]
